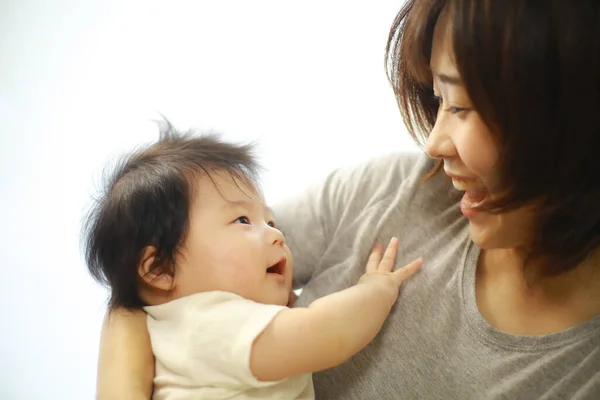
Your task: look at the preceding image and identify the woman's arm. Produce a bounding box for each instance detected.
[96,308,154,400]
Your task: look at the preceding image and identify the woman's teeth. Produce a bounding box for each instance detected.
[452,179,484,192]
[452,179,489,204]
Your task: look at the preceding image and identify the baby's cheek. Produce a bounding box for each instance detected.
[285,250,294,289]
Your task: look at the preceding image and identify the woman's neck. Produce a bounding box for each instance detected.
[475,247,600,335]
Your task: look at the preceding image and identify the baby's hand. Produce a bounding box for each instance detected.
[358,237,422,300]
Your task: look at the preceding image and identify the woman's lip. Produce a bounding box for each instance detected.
[444,170,476,182]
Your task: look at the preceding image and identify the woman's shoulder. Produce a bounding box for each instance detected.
[343,151,431,184]
[324,152,430,197]
[274,151,459,225]
[335,151,458,212]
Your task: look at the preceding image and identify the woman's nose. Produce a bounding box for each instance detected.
[425,116,455,159]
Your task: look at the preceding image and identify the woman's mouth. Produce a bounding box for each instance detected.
[451,179,490,218]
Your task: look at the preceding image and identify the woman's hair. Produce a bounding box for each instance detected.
[83,123,260,310]
[386,0,600,275]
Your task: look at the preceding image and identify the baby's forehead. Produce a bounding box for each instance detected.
[218,191,273,219]
[194,170,268,210]
[223,197,273,216]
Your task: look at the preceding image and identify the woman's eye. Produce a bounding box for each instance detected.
[235,216,251,224]
[447,106,467,114]
[433,94,467,115]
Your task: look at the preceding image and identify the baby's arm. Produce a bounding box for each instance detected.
[250,238,421,381]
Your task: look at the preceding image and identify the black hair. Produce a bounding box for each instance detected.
[83,122,260,310]
[387,0,600,276]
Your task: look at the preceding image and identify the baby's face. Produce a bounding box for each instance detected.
[172,171,293,306]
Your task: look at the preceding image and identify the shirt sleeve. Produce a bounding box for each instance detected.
[271,152,425,289]
[184,292,288,388]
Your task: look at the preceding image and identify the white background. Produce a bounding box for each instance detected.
[1,1,417,398]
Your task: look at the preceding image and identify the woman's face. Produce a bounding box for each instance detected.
[427,15,536,250]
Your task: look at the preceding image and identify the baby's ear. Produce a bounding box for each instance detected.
[138,246,174,291]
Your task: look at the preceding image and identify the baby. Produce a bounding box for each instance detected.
[84,125,422,399]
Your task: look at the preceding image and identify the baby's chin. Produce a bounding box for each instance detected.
[269,290,292,307]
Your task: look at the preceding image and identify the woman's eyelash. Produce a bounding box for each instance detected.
[447,106,467,114]
[433,95,467,114]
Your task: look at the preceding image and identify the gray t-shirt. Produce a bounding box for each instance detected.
[273,152,600,400]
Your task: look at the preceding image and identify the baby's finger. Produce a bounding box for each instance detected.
[365,244,383,273]
[378,237,399,272]
[392,258,423,285]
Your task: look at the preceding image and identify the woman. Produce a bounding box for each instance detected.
[98,0,600,398]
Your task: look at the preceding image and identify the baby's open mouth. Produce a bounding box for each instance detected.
[267,258,286,275]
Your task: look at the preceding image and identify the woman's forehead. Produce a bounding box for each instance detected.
[430,10,460,82]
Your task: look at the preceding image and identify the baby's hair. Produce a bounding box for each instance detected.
[83,121,260,310]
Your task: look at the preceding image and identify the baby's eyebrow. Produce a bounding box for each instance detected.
[226,199,273,217]
[266,206,275,218]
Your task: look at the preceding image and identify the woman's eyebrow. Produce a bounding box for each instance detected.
[434,73,463,86]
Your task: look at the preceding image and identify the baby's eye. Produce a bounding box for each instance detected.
[235,216,251,224]
[267,220,276,228]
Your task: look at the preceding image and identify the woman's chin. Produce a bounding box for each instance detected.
[468,205,534,250]
[468,216,502,249]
